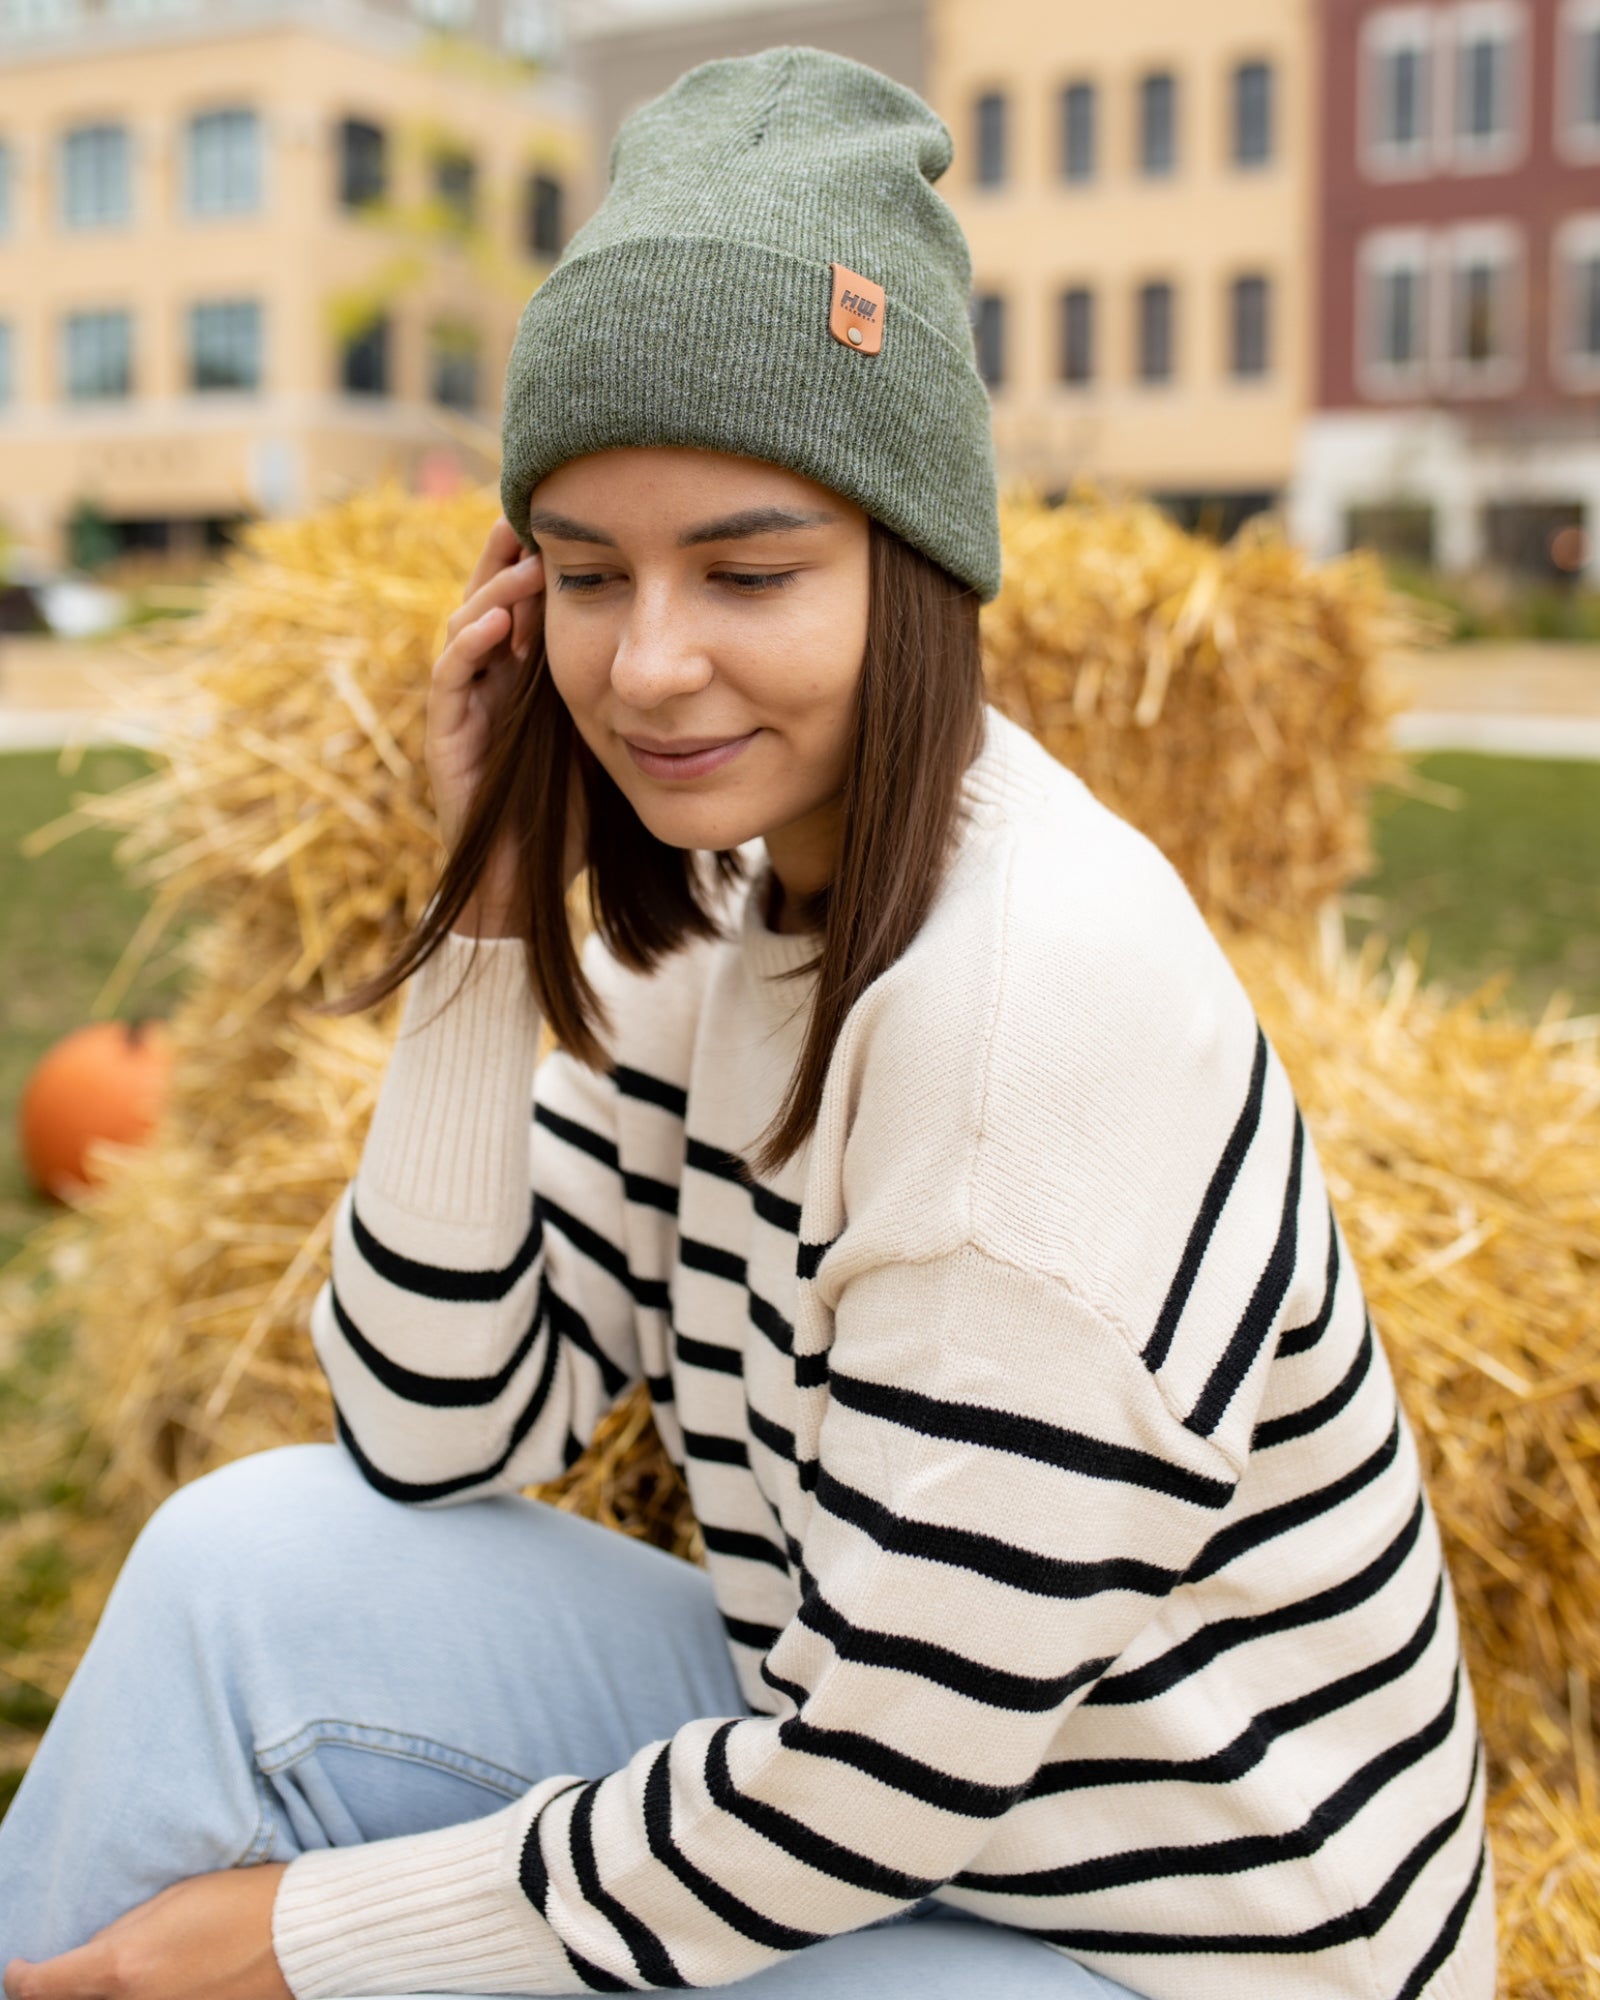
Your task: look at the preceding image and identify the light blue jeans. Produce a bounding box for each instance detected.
[0,1443,1146,1999]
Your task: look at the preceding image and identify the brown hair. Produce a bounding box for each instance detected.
[319,515,985,1178]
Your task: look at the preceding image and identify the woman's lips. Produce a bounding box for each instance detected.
[622,731,758,781]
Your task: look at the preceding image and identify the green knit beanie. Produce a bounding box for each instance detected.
[498,45,1002,601]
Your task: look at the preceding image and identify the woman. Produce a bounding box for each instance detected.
[0,46,1491,2000]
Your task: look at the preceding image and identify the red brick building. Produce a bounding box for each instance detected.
[1292,0,1600,574]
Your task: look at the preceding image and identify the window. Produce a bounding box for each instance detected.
[1139,71,1178,174]
[1060,80,1096,182]
[1360,231,1430,388]
[1230,274,1271,376]
[1451,5,1520,165]
[1232,59,1274,165]
[502,0,560,60]
[525,171,563,258]
[63,310,132,398]
[1059,286,1094,384]
[340,314,389,395]
[1378,263,1425,367]
[430,321,479,410]
[0,0,82,29]
[0,321,12,407]
[1562,2,1600,156]
[432,147,476,229]
[189,300,261,390]
[1136,280,1175,381]
[338,119,386,209]
[1446,225,1519,381]
[1553,215,1600,381]
[974,91,1007,187]
[971,292,1005,388]
[62,124,131,228]
[186,109,261,217]
[1363,11,1433,171]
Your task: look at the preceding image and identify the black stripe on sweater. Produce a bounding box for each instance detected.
[519,1779,624,1997]
[745,1405,817,1490]
[796,1583,1114,1713]
[703,1720,939,1902]
[568,1781,684,1989]
[680,1236,747,1287]
[828,1371,1233,1511]
[537,1194,670,1316]
[701,1522,790,1572]
[746,1291,830,1388]
[674,1330,743,1377]
[641,1744,823,1954]
[1253,1318,1375,1452]
[535,1103,678,1216]
[685,1138,802,1235]
[959,1666,1462,1896]
[350,1192,540,1304]
[722,1612,784,1652]
[1022,1736,1481,1958]
[1088,1492,1425,1707]
[1186,1111,1306,1437]
[814,1466,1183,1600]
[1277,1204,1341,1358]
[1028,1574,1444,1796]
[1187,1412,1401,1585]
[1143,1026,1268,1373]
[328,1276,542,1408]
[795,1235,838,1282]
[331,1308,564,1502]
[775,1716,1027,1819]
[1393,1833,1488,2000]
[611,1065,687,1118]
[681,1428,750,1468]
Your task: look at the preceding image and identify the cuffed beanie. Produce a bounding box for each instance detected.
[498,46,1002,601]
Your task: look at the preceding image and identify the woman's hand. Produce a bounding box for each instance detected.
[2,1864,292,2000]
[427,517,584,939]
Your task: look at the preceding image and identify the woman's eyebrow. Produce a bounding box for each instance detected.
[526,508,618,546]
[677,506,837,546]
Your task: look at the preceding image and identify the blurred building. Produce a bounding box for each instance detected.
[931,0,1314,531]
[1293,0,1600,576]
[572,0,925,158]
[0,0,589,572]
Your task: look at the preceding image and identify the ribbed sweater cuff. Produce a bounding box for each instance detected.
[271,1788,574,1998]
[358,931,542,1226]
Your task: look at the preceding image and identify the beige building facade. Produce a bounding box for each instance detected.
[0,0,589,571]
[930,0,1315,523]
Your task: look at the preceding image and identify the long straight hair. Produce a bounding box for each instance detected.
[321,516,986,1178]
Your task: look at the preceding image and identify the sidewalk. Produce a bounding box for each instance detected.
[0,634,167,752]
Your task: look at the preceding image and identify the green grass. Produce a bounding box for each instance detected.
[1350,753,1600,1019]
[0,746,197,1271]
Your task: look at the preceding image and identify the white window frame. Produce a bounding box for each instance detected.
[184,107,263,220]
[1357,227,1432,395]
[1551,212,1600,388]
[1557,0,1600,162]
[1442,0,1527,174]
[1360,8,1439,179]
[1436,219,1523,393]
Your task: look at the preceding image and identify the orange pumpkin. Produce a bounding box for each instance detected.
[18,1018,173,1202]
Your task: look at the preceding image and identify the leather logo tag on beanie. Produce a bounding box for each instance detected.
[829,263,885,353]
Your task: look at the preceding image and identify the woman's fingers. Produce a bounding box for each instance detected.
[462,515,527,600]
[447,551,544,645]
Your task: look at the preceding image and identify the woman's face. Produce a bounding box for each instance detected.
[527,446,871,902]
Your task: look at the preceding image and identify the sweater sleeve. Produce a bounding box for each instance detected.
[308,927,643,1504]
[273,1240,1240,1996]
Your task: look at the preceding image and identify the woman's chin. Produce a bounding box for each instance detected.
[625,792,767,855]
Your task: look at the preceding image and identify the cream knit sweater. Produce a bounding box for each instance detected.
[272,706,1493,2000]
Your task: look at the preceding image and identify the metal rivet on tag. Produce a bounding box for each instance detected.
[848,326,863,346]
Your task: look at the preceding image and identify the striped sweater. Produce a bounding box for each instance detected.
[272,705,1494,2000]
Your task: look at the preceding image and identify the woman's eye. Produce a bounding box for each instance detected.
[556,573,611,593]
[714,571,797,593]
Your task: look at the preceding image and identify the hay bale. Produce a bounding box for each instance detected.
[3,480,1595,1990]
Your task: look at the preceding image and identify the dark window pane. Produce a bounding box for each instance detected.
[1140,71,1177,173]
[526,171,563,258]
[1061,80,1096,181]
[190,300,261,390]
[1376,265,1423,366]
[1456,261,1499,362]
[975,91,1007,185]
[63,124,131,228]
[433,148,476,228]
[1233,60,1273,165]
[1461,36,1504,139]
[339,120,386,208]
[430,325,478,410]
[1137,281,1174,380]
[1060,286,1094,383]
[1584,26,1600,128]
[1383,45,1427,146]
[1582,256,1600,357]
[1230,274,1270,375]
[341,314,389,395]
[188,109,260,217]
[971,292,1005,387]
[64,310,132,398]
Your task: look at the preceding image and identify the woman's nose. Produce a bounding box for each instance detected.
[608,592,714,707]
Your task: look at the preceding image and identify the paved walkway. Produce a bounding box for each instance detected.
[4,635,1600,757]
